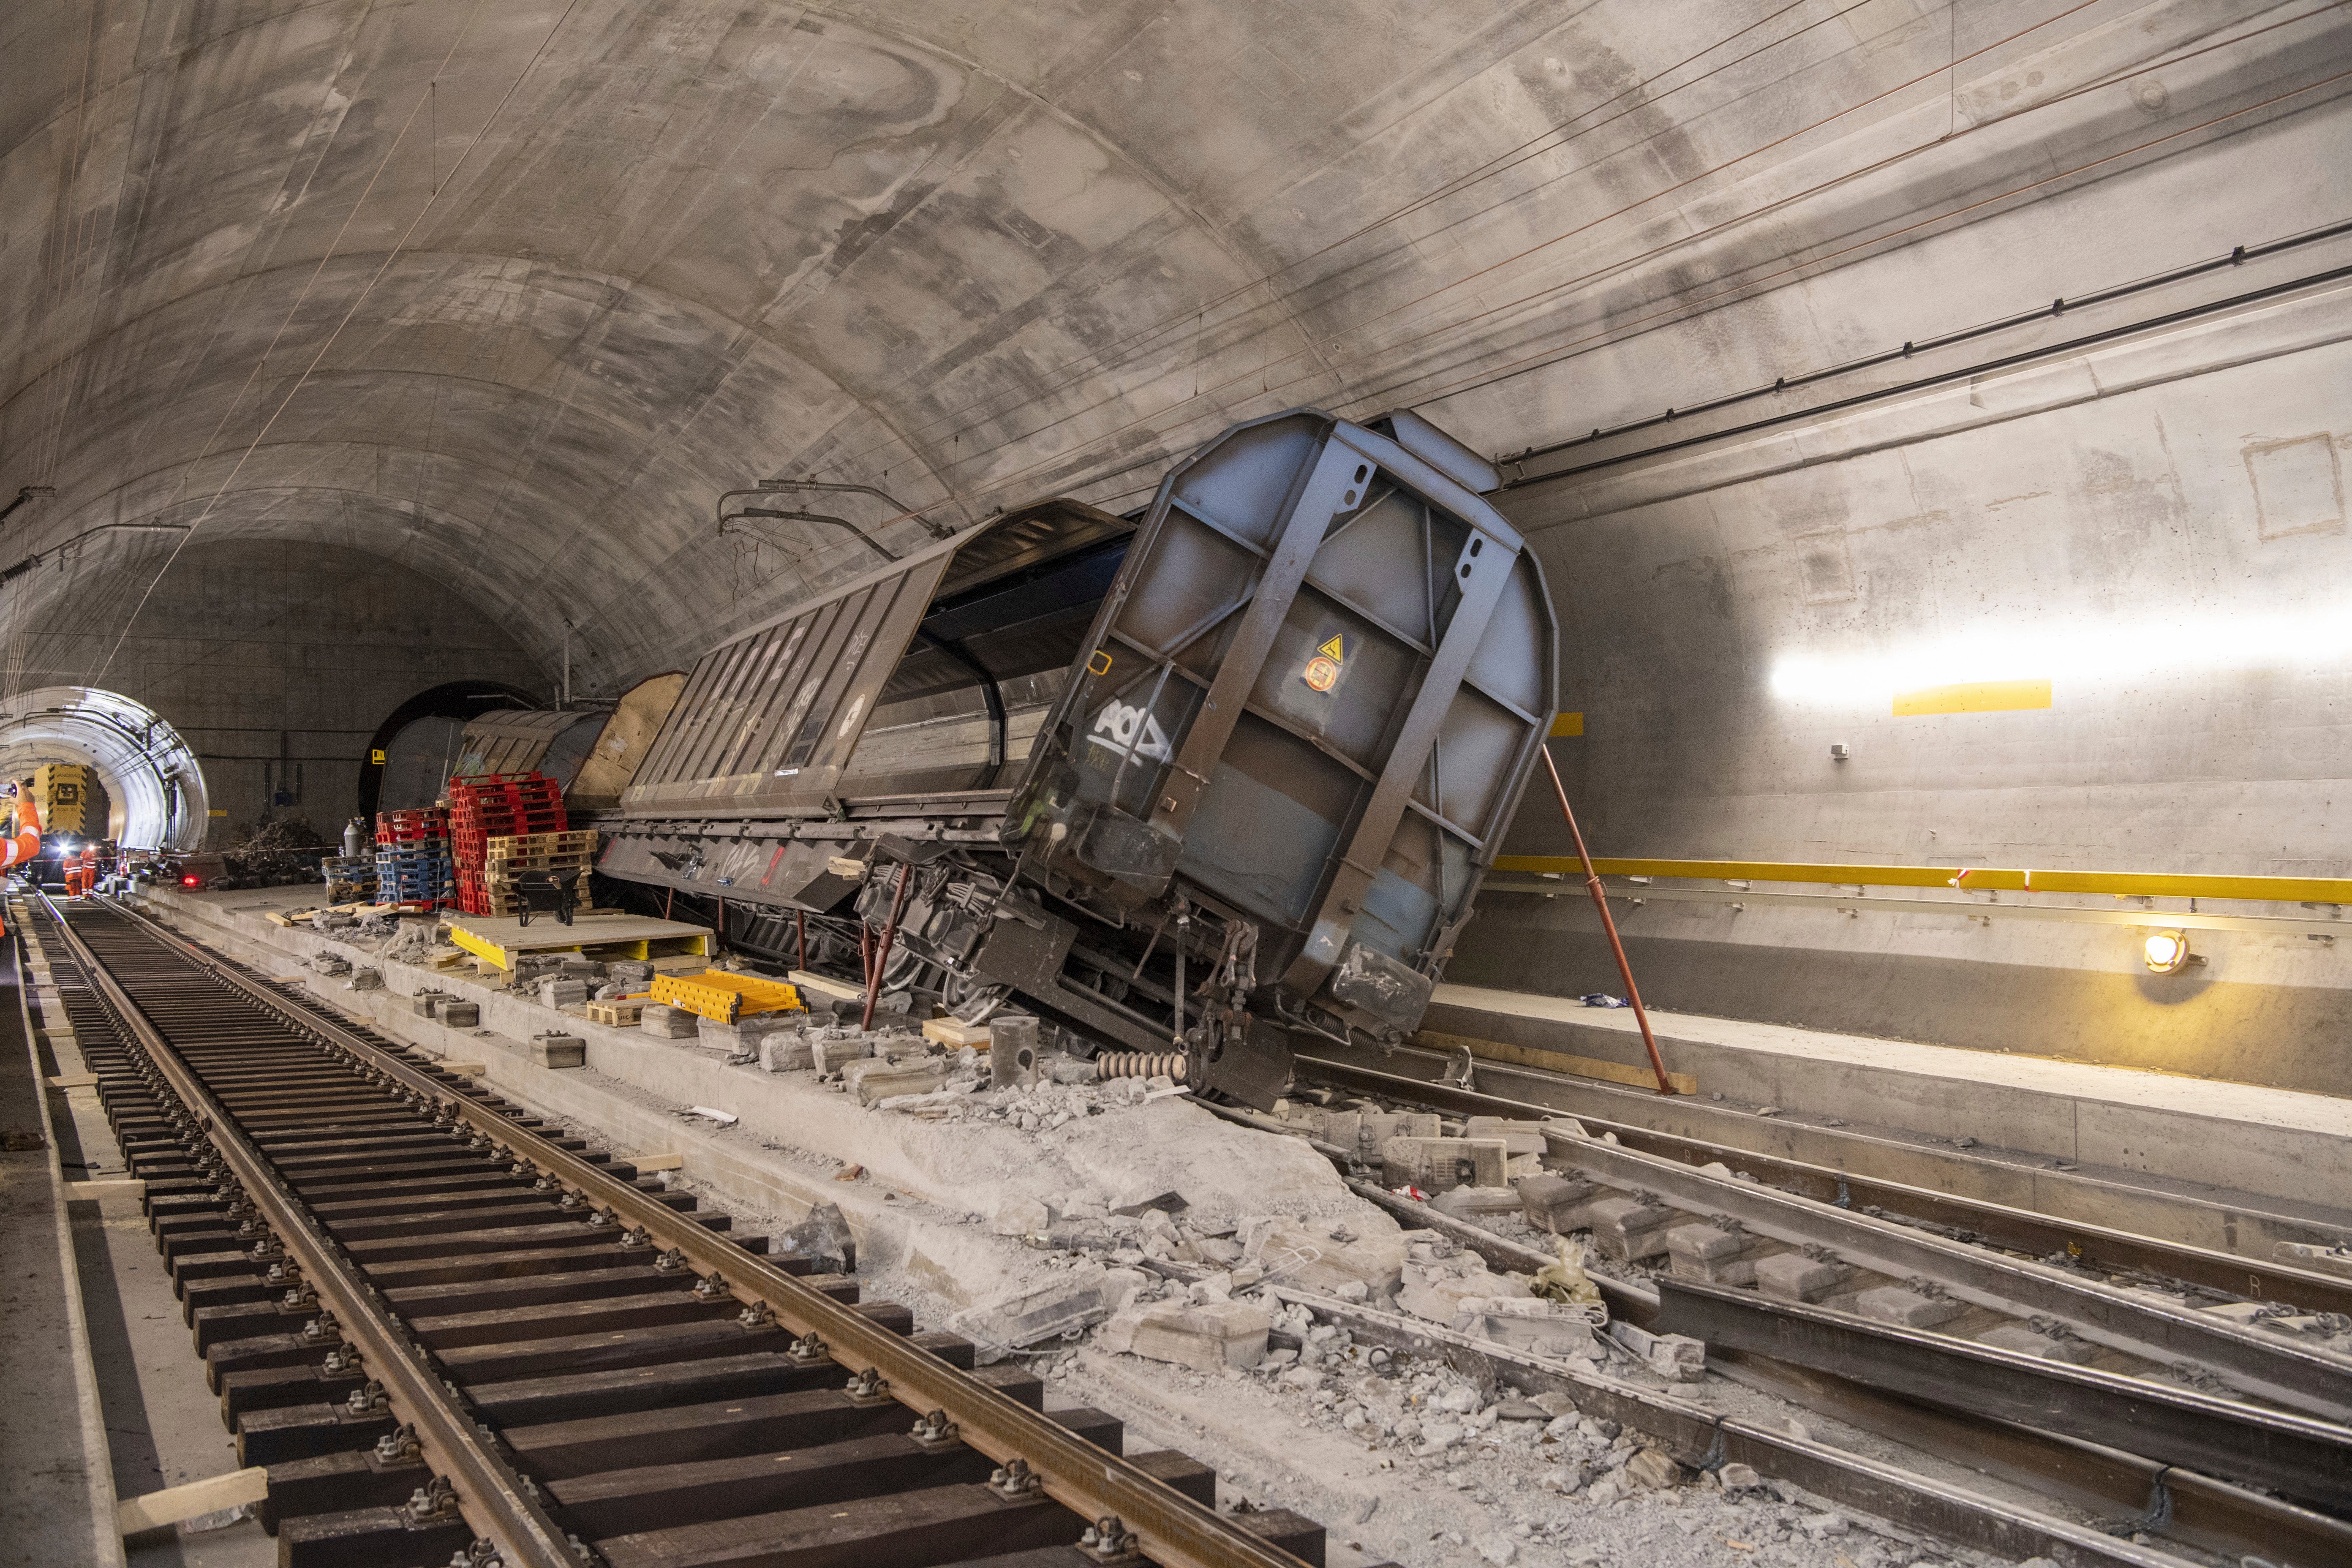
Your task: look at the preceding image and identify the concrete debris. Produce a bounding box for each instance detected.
[1607,1322,1708,1381]
[1625,1448,1683,1489]
[2273,1241,2352,1280]
[1398,1251,1531,1323]
[951,1262,1144,1362]
[845,1054,948,1106]
[1097,1297,1270,1370]
[772,1202,855,1274]
[346,966,382,991]
[682,1105,739,1126]
[1457,1298,1601,1358]
[1244,1219,1408,1300]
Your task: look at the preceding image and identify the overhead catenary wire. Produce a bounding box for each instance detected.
[814,0,1897,485]
[585,3,2350,656]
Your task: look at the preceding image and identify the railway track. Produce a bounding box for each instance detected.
[25,893,1342,1568]
[1264,1053,2352,1568]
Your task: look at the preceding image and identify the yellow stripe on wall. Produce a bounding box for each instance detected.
[1549,711,1584,737]
[1892,678,2051,716]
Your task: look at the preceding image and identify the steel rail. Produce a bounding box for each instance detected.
[1263,1287,2191,1568]
[1299,1051,2352,1315]
[1319,1161,2352,1563]
[1656,1278,2352,1514]
[93,894,1307,1568]
[1540,1114,2352,1421]
[36,896,583,1568]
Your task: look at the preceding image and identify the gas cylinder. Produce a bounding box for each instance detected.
[343,817,368,860]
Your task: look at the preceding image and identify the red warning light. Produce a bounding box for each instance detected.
[181,874,201,887]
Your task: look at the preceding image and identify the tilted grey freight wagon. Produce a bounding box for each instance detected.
[599,407,1557,1105]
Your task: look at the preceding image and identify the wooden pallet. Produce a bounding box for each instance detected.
[581,995,651,1026]
[487,829,598,858]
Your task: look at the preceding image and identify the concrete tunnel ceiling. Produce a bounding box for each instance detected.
[3,0,2347,696]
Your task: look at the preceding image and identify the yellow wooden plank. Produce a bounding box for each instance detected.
[1414,1029,1696,1096]
[1892,678,2052,716]
[1548,711,1584,737]
[1491,855,2352,905]
[447,924,509,969]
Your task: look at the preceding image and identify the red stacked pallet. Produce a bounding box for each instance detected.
[376,807,450,844]
[448,773,567,915]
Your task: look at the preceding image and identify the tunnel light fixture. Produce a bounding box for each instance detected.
[2142,930,2194,974]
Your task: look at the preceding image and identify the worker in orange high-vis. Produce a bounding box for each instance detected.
[0,782,41,873]
[64,842,101,898]
[0,783,40,934]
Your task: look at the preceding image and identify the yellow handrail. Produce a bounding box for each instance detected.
[1490,856,2352,906]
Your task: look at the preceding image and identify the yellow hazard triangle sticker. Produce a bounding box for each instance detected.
[1302,634,1345,692]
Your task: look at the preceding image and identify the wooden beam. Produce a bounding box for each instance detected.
[116,1466,268,1535]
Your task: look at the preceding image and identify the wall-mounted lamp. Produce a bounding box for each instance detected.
[2142,930,2202,974]
[1829,743,1850,762]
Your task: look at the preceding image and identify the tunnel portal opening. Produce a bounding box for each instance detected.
[0,686,209,850]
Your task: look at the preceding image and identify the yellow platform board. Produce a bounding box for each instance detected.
[448,911,713,971]
[650,970,802,1024]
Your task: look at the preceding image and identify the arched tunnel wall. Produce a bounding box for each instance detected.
[4,539,548,840]
[1464,227,2352,1096]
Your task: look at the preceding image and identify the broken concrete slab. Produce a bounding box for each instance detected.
[1607,1322,1707,1381]
[846,1055,948,1106]
[1097,1297,1271,1371]
[950,1263,1145,1362]
[1457,1298,1600,1360]
[1398,1258,1532,1323]
[1244,1220,1408,1300]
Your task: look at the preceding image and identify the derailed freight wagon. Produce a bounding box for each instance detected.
[600,408,1557,1105]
